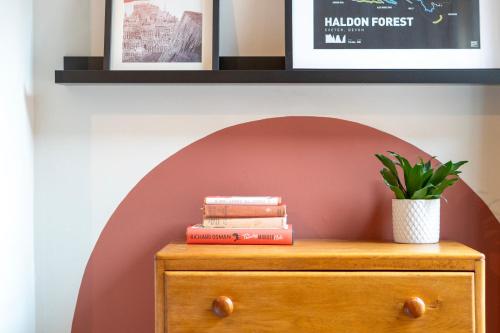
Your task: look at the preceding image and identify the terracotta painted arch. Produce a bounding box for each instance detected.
[72,116,500,333]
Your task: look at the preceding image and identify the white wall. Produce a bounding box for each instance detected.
[0,0,35,332]
[34,0,500,332]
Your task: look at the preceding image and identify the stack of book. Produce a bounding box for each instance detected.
[186,196,293,245]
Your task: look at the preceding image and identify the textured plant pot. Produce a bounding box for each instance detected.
[392,199,441,244]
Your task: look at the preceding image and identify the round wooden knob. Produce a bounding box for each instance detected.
[404,297,426,318]
[212,296,234,318]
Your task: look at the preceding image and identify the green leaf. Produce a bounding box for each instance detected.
[388,152,412,184]
[406,164,424,198]
[390,186,406,199]
[376,153,406,192]
[423,159,432,173]
[431,178,459,196]
[451,161,468,173]
[380,168,398,187]
[429,161,453,185]
[422,169,434,187]
[388,152,411,169]
[375,154,399,178]
[411,185,435,200]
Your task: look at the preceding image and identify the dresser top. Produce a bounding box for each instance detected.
[156,240,484,272]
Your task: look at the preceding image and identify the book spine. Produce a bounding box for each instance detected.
[186,225,293,245]
[203,204,287,218]
[204,196,282,206]
[202,217,287,229]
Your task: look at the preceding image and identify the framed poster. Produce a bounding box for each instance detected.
[286,0,500,69]
[104,0,219,70]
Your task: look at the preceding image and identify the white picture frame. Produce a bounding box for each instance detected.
[105,0,217,70]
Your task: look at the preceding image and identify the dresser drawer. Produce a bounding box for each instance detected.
[164,271,474,333]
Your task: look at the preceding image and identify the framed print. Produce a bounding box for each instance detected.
[286,0,500,69]
[104,0,219,70]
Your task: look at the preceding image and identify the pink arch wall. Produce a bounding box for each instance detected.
[72,117,500,332]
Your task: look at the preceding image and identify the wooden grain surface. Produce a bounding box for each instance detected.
[164,271,475,333]
[155,241,485,333]
[155,260,166,333]
[156,240,483,271]
[475,259,486,333]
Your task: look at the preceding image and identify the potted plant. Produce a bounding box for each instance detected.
[375,152,467,244]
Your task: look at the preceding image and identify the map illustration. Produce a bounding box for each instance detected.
[354,0,443,13]
[314,0,480,49]
[352,0,453,24]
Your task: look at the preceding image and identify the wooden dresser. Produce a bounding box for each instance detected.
[155,240,485,333]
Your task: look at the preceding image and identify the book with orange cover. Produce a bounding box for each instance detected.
[186,224,293,245]
[203,204,287,218]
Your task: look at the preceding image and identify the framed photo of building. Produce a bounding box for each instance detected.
[286,0,500,70]
[104,0,219,70]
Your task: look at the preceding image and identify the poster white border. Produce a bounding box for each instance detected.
[292,0,500,69]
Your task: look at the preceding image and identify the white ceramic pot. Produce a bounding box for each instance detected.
[392,199,441,244]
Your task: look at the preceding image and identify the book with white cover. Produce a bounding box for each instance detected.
[202,216,288,229]
[205,196,282,206]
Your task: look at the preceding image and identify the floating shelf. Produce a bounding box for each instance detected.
[55,57,500,84]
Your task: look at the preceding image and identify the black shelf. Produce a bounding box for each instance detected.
[55,57,500,84]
